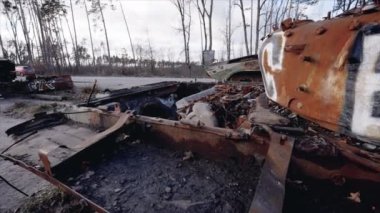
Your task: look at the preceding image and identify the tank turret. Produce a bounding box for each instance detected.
[259,5,380,144]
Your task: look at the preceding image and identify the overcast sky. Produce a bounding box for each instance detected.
[1,0,335,63]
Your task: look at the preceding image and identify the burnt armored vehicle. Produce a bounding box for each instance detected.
[260,3,380,145]
[205,55,261,82]
[2,3,380,213]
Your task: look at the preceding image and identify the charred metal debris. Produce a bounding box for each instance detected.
[2,5,380,213]
[0,59,73,97]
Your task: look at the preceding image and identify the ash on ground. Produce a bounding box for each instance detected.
[66,141,261,213]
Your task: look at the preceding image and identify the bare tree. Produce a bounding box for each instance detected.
[222,10,237,61]
[69,0,80,68]
[197,8,204,62]
[250,0,253,54]
[52,18,66,67]
[334,0,363,12]
[255,0,267,54]
[222,0,237,60]
[293,0,320,18]
[119,0,135,63]
[89,0,111,66]
[172,0,191,69]
[32,0,50,66]
[236,0,249,56]
[40,0,68,71]
[194,0,207,52]
[27,0,43,62]
[2,1,21,63]
[16,0,33,63]
[273,0,286,28]
[0,34,8,58]
[97,0,111,66]
[147,36,155,72]
[135,43,143,68]
[227,0,232,60]
[84,0,96,66]
[64,15,76,61]
[205,0,213,50]
[253,0,317,55]
[194,0,213,65]
[194,0,213,52]
[58,17,72,70]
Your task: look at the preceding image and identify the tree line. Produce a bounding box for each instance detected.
[0,0,372,76]
[172,0,373,68]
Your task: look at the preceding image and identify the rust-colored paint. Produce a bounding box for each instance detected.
[292,157,380,183]
[259,8,380,143]
[135,115,269,159]
[38,150,52,176]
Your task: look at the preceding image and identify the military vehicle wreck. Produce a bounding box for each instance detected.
[0,59,74,97]
[2,4,380,213]
[205,55,261,82]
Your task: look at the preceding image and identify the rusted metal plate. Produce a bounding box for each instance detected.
[249,129,294,213]
[259,7,380,145]
[4,110,131,169]
[0,112,135,212]
[134,115,269,159]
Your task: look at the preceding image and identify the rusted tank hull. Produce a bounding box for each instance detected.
[259,8,380,144]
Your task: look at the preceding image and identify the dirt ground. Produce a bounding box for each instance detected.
[71,76,214,91]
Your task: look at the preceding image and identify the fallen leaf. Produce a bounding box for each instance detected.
[347,191,361,203]
[182,151,193,161]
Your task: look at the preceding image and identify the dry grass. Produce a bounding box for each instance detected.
[15,188,93,213]
[4,102,60,119]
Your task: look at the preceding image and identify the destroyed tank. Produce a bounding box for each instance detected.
[259,4,380,145]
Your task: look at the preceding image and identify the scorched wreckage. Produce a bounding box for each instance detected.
[1,3,380,213]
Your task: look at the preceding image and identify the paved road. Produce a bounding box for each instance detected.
[72,76,215,90]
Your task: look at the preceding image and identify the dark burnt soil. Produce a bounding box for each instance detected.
[267,96,380,213]
[284,169,380,213]
[65,141,261,213]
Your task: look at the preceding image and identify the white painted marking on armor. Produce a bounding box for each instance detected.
[351,34,380,142]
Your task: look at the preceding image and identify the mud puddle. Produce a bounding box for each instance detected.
[65,141,261,213]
